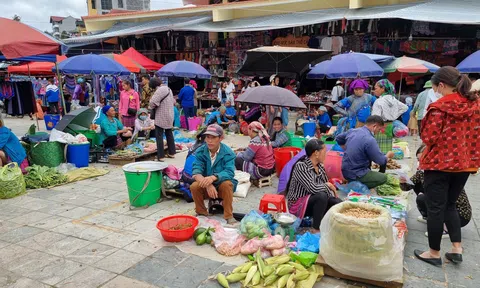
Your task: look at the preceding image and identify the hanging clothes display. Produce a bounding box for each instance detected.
[1,78,36,117]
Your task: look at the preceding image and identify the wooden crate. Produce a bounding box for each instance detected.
[315,255,403,288]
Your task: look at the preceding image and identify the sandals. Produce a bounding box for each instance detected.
[166,154,175,159]
[414,249,442,266]
[445,252,463,264]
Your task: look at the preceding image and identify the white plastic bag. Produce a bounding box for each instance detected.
[50,129,76,144]
[234,170,251,198]
[320,202,404,282]
[212,226,246,257]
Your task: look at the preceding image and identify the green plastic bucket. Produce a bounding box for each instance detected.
[291,137,306,149]
[332,114,342,126]
[123,161,168,207]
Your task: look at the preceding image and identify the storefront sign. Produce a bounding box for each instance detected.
[272,35,309,47]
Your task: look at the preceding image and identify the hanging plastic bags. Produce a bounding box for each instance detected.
[393,120,409,138]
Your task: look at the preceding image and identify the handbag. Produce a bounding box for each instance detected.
[127,96,137,116]
[150,88,172,120]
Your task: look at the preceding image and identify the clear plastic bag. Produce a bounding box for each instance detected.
[240,210,269,239]
[320,202,404,281]
[0,163,26,199]
[294,232,320,253]
[290,251,318,268]
[336,181,370,199]
[212,226,246,257]
[393,120,409,138]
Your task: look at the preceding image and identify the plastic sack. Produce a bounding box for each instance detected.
[234,170,251,198]
[240,210,269,239]
[163,175,179,189]
[388,171,414,186]
[376,174,402,196]
[320,202,403,281]
[56,163,77,174]
[241,237,263,255]
[295,232,320,253]
[290,251,318,268]
[212,226,246,257]
[392,148,404,160]
[392,120,409,138]
[336,181,370,199]
[0,163,26,199]
[49,129,75,144]
[74,134,89,144]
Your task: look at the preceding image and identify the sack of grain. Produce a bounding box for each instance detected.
[320,202,403,281]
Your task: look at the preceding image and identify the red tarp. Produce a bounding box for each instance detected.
[0,17,63,59]
[7,55,67,75]
[122,47,163,71]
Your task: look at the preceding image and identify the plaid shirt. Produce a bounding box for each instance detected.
[149,85,174,129]
[141,85,153,109]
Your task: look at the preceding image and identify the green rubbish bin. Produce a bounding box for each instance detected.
[123,161,168,207]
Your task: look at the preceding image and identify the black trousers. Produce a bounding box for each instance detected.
[418,120,422,137]
[424,170,470,251]
[155,126,175,159]
[319,124,330,134]
[305,193,342,229]
[416,193,469,227]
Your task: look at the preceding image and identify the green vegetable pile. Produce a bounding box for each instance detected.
[24,165,68,189]
[0,164,26,199]
[194,227,214,246]
[376,174,402,196]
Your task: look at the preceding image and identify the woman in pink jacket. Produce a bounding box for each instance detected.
[118,80,140,128]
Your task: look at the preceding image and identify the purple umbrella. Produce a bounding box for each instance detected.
[457,50,480,73]
[307,52,384,79]
[156,60,211,79]
[236,86,306,109]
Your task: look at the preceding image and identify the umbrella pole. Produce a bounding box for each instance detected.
[398,72,403,98]
[27,64,40,131]
[55,63,67,116]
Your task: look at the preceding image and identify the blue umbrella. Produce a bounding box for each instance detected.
[307,53,384,79]
[457,50,480,73]
[157,60,211,79]
[53,54,130,75]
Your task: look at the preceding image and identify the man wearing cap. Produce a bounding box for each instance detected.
[191,124,238,224]
[331,80,344,104]
[412,81,431,136]
[314,106,332,134]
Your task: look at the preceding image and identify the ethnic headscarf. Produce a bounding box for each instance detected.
[349,79,369,93]
[376,79,396,96]
[248,121,270,143]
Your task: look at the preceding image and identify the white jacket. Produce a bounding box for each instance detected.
[371,94,408,121]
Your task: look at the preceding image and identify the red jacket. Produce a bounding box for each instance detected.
[420,92,480,171]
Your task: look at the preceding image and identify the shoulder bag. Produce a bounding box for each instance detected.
[150,88,172,120]
[127,93,137,116]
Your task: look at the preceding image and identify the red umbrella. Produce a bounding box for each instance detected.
[7,55,67,75]
[0,17,63,59]
[122,47,163,71]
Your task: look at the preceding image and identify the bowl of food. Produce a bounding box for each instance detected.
[156,215,199,242]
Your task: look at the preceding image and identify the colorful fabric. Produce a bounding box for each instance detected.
[375,79,396,95]
[288,195,311,219]
[349,79,369,93]
[141,85,153,109]
[334,93,376,130]
[45,84,59,103]
[149,85,175,129]
[121,115,136,128]
[248,121,270,143]
[100,117,124,138]
[237,135,275,170]
[270,129,290,148]
[374,122,393,154]
[420,92,480,171]
[0,126,27,165]
[240,160,266,180]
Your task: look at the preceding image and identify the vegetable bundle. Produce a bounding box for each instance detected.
[25,165,68,189]
[0,163,26,199]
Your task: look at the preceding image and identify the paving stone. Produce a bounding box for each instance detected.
[13,197,52,210]
[460,222,480,241]
[58,207,96,219]
[406,229,429,245]
[17,231,67,252]
[124,219,158,234]
[0,220,22,234]
[81,211,118,224]
[0,226,44,243]
[27,258,86,286]
[66,243,118,265]
[2,277,52,288]
[27,188,65,199]
[38,202,78,216]
[155,255,223,288]
[123,257,175,286]
[29,215,72,230]
[57,266,116,288]
[8,251,60,276]
[84,199,120,210]
[101,275,158,288]
[0,240,10,249]
[95,249,146,274]
[85,188,120,199]
[76,225,115,242]
[98,231,139,248]
[0,269,22,287]
[150,246,190,264]
[123,207,160,218]
[0,205,31,220]
[0,244,34,267]
[51,222,91,237]
[403,275,447,287]
[105,191,130,202]
[124,239,162,256]
[9,211,52,225]
[44,236,91,257]
[99,214,142,229]
[403,242,446,282]
[62,194,101,206]
[105,201,131,214]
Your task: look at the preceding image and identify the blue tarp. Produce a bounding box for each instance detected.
[0,54,58,63]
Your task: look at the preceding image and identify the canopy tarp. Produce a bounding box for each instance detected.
[101,53,145,73]
[0,17,66,59]
[122,47,163,71]
[7,55,67,75]
[0,54,59,63]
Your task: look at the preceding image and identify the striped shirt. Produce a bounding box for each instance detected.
[286,157,334,203]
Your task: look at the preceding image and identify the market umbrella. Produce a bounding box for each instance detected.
[0,17,65,59]
[53,54,131,76]
[101,53,146,73]
[238,46,331,78]
[7,55,67,75]
[55,107,97,133]
[236,86,306,109]
[457,50,480,73]
[122,47,164,71]
[307,53,385,79]
[157,60,211,79]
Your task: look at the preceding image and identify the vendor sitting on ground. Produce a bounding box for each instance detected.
[191,124,237,225]
[236,121,275,180]
[314,106,332,134]
[0,117,27,169]
[270,117,291,148]
[335,115,394,189]
[205,106,232,127]
[134,108,155,138]
[100,105,133,149]
[286,139,342,233]
[225,100,237,121]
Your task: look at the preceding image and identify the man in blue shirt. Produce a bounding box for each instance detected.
[335,115,394,189]
[205,106,230,127]
[225,100,237,121]
[45,78,60,114]
[178,78,195,130]
[316,106,332,134]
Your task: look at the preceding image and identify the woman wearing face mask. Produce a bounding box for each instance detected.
[414,66,480,267]
[286,139,342,233]
[134,108,155,138]
[334,79,376,135]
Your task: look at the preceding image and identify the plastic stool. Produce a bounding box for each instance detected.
[259,194,287,214]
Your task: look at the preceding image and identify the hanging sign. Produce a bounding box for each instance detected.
[272,35,309,47]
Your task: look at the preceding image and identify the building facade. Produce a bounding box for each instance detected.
[87,0,151,15]
[50,16,85,38]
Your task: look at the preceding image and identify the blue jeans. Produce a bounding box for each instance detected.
[183,107,195,130]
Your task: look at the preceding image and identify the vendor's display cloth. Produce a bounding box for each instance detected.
[65,167,109,183]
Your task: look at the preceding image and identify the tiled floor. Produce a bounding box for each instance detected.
[0,117,479,287]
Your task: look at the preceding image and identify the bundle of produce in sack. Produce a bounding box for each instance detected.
[240,234,287,256]
[320,202,403,281]
[0,163,26,199]
[215,251,324,288]
[240,210,270,239]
